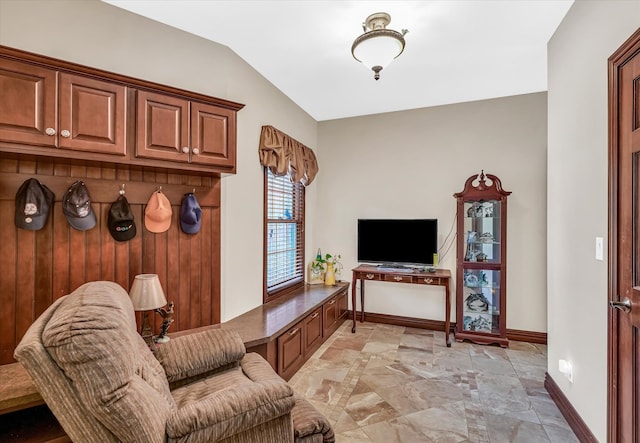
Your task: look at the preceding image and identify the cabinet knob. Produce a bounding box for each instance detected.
[60,129,71,138]
[182,147,190,154]
[45,128,56,136]
[192,148,200,155]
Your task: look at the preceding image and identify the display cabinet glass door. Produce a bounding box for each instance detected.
[462,269,501,335]
[463,201,501,264]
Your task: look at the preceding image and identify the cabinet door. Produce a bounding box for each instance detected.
[277,322,304,380]
[463,201,502,264]
[59,73,127,155]
[461,269,501,335]
[0,59,56,146]
[136,90,189,162]
[337,290,348,320]
[190,102,236,169]
[323,296,338,337]
[303,308,323,356]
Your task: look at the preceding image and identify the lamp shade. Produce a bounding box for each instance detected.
[129,274,167,311]
[352,31,405,70]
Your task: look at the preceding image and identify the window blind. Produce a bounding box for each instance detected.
[265,169,304,296]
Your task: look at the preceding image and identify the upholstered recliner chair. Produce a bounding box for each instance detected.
[14,281,334,443]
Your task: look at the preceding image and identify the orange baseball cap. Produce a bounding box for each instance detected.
[144,191,172,233]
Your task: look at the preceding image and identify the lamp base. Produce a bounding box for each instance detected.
[140,311,157,352]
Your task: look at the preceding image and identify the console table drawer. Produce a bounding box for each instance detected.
[359,272,381,281]
[413,276,441,285]
[383,274,412,283]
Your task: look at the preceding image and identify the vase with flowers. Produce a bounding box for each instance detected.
[308,250,343,286]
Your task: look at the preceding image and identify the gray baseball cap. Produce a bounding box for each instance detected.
[63,181,96,231]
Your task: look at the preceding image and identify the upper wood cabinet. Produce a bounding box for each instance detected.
[0,58,56,147]
[59,73,126,156]
[0,46,243,174]
[0,58,126,156]
[136,90,236,170]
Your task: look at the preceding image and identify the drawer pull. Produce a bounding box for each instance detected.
[394,276,403,281]
[310,312,319,319]
[288,328,300,336]
[366,273,375,279]
[423,278,434,284]
[328,299,336,305]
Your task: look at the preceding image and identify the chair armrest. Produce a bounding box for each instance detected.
[292,394,335,442]
[155,329,245,383]
[166,378,295,442]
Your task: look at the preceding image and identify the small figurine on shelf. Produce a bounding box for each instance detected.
[155,301,174,344]
[308,248,326,284]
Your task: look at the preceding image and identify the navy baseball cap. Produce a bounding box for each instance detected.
[180,193,202,234]
[63,181,96,231]
[15,178,55,230]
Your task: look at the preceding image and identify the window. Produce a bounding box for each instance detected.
[264,168,305,300]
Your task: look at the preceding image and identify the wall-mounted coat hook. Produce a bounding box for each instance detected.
[119,184,126,196]
[158,186,163,193]
[192,188,196,194]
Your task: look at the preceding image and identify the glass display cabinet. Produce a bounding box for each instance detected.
[454,171,511,347]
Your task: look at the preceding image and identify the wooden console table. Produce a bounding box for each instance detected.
[351,265,453,346]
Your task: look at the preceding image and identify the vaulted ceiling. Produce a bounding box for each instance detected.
[104,0,573,121]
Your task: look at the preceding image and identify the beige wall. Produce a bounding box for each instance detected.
[0,0,549,332]
[548,1,640,440]
[0,0,319,322]
[317,93,548,332]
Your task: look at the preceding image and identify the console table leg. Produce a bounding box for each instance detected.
[351,275,357,333]
[445,280,451,347]
[360,280,365,323]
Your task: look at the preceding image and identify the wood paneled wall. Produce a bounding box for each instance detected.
[0,157,221,364]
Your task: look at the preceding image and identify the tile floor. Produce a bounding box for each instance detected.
[288,321,579,443]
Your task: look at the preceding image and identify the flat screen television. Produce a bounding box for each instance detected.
[357,219,438,267]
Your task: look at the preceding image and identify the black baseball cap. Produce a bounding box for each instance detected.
[15,178,55,230]
[63,181,96,231]
[108,195,136,242]
[180,193,202,234]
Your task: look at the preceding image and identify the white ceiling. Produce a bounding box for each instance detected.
[103,0,573,122]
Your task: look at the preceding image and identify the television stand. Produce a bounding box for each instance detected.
[351,265,452,346]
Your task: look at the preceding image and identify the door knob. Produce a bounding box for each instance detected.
[609,297,632,312]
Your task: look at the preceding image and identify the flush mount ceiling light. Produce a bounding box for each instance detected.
[351,12,408,81]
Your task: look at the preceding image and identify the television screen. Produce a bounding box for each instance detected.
[357,219,438,267]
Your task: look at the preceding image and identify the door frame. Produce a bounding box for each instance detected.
[608,27,640,443]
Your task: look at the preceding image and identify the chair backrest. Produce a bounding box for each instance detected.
[15,281,176,443]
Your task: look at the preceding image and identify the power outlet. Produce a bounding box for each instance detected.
[559,359,573,383]
[595,237,604,261]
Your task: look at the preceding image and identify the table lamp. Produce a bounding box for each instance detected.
[129,274,167,351]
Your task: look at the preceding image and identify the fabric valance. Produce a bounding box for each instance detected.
[258,125,318,186]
